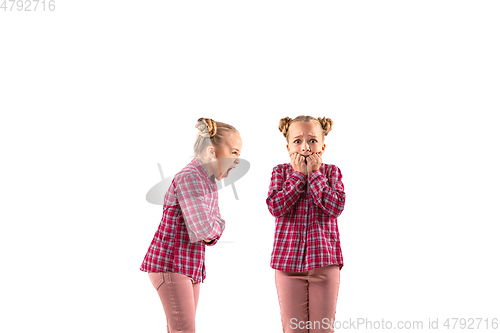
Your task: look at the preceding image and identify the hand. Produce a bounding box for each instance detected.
[203,239,211,243]
[290,152,307,175]
[306,152,322,176]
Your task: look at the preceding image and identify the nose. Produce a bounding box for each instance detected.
[301,142,310,151]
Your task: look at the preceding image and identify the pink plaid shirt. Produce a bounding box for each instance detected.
[266,163,346,272]
[140,158,225,283]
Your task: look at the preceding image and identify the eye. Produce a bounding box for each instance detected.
[310,139,317,143]
[233,152,240,156]
[294,139,300,143]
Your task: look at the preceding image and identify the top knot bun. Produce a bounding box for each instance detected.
[195,118,217,138]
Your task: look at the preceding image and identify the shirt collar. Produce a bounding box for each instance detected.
[192,157,216,183]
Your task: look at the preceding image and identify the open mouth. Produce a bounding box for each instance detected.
[223,167,234,177]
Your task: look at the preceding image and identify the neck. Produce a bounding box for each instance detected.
[196,156,219,177]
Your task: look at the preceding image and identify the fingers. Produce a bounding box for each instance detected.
[305,153,322,173]
[307,152,322,162]
[292,153,305,163]
[291,153,323,175]
[315,152,322,164]
[298,155,305,169]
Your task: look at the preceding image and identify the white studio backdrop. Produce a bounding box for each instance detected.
[1,1,499,332]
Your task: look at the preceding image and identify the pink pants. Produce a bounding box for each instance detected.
[275,264,340,333]
[148,271,200,333]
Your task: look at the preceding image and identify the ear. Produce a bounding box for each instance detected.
[206,145,216,159]
[286,144,290,153]
[321,144,326,154]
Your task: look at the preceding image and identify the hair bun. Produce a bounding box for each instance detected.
[317,117,334,136]
[278,117,293,138]
[195,118,217,138]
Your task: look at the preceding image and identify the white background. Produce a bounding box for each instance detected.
[1,1,499,332]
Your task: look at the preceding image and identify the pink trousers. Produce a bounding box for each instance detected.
[148,271,200,333]
[275,264,340,333]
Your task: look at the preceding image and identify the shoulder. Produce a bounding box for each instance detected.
[270,163,294,177]
[174,163,204,187]
[322,163,343,179]
[323,162,340,171]
[272,163,292,172]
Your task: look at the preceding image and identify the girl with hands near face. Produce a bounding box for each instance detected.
[267,116,346,333]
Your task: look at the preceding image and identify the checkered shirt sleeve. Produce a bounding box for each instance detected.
[176,173,225,243]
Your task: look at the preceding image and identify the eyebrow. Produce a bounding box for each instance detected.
[232,148,240,152]
[292,134,318,138]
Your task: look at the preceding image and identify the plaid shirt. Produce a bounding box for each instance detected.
[140,158,225,283]
[266,163,346,272]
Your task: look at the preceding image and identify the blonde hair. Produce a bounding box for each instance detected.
[278,115,334,143]
[191,117,239,159]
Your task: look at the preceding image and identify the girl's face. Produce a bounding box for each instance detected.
[286,121,326,157]
[205,132,243,180]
